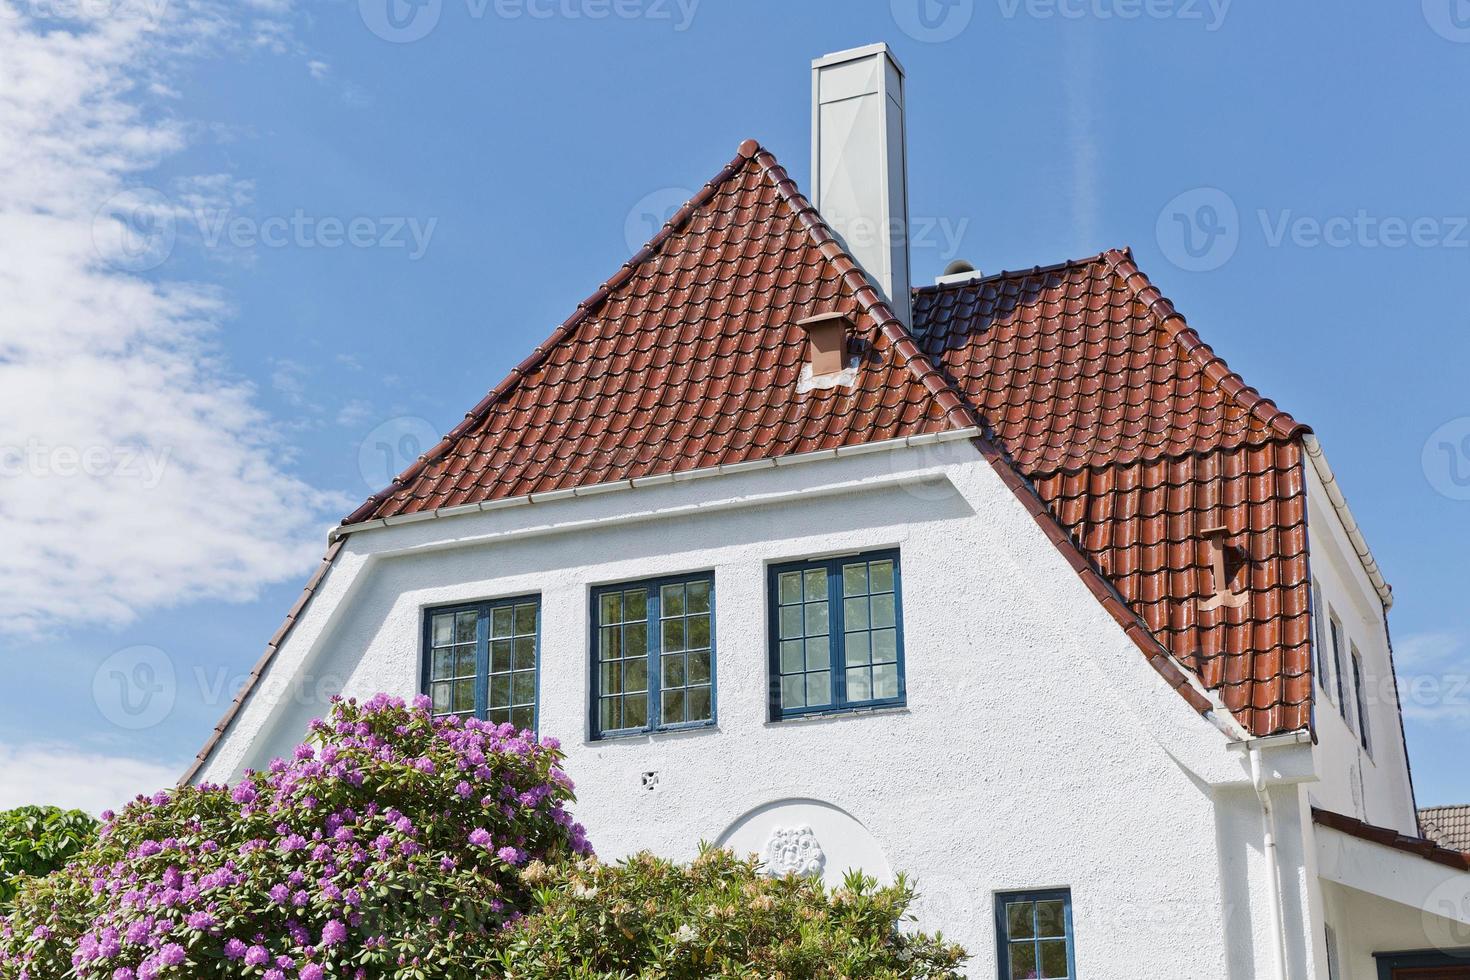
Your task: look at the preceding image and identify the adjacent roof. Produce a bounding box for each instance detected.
[1421,805,1470,852]
[1315,807,1470,872]
[186,139,1342,784]
[913,254,1313,735]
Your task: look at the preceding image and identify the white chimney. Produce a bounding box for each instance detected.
[810,42,912,327]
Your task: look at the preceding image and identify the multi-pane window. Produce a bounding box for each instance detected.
[1351,647,1371,754]
[1312,579,1330,699]
[592,574,714,737]
[423,596,540,731]
[1329,614,1350,726]
[769,550,903,718]
[996,890,1075,980]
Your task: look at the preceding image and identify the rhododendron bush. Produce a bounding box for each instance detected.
[0,694,588,980]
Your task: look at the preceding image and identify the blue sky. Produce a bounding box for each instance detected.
[2,0,1467,811]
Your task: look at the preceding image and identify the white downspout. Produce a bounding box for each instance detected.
[1250,746,1290,980]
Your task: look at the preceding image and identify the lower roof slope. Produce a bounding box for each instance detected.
[1421,805,1470,852]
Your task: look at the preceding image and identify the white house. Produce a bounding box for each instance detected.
[183,43,1470,980]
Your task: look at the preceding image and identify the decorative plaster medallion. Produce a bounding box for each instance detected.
[762,825,826,878]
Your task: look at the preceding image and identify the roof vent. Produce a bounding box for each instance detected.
[935,259,982,286]
[796,311,852,378]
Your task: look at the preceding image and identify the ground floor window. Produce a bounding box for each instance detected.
[422,595,540,730]
[995,889,1075,979]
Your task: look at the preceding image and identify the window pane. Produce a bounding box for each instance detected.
[454,678,474,711]
[779,605,804,639]
[431,648,451,678]
[662,688,685,724]
[599,626,620,660]
[510,602,533,635]
[625,622,648,656]
[806,672,831,707]
[688,686,711,722]
[600,698,619,732]
[873,663,899,700]
[842,562,868,596]
[491,605,513,637]
[1006,902,1035,940]
[805,635,830,671]
[872,629,897,663]
[661,584,684,617]
[1039,940,1068,978]
[779,571,802,605]
[688,650,710,684]
[781,674,806,708]
[513,636,535,670]
[489,674,509,708]
[846,667,872,701]
[662,618,685,653]
[601,661,621,696]
[624,589,647,622]
[687,614,711,650]
[432,614,454,645]
[457,645,476,676]
[663,653,686,687]
[600,592,622,624]
[1035,901,1066,938]
[687,579,710,613]
[804,568,827,601]
[624,656,647,692]
[511,706,534,731]
[871,593,896,629]
[623,693,648,729]
[845,631,871,666]
[488,706,509,724]
[512,671,535,704]
[804,601,829,636]
[455,611,478,643]
[431,682,450,712]
[844,596,869,630]
[1009,941,1037,980]
[781,640,805,674]
[870,560,894,593]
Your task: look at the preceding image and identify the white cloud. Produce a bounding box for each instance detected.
[1394,631,1470,729]
[0,743,184,815]
[0,1,344,637]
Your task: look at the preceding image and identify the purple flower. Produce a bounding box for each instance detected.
[230,783,258,804]
[158,944,185,967]
[468,828,491,848]
[321,919,347,946]
[224,938,248,960]
[301,966,324,980]
[496,846,523,866]
[245,945,271,967]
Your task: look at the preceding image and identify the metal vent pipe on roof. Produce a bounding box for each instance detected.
[811,42,912,328]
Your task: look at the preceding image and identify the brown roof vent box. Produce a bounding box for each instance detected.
[796,311,852,377]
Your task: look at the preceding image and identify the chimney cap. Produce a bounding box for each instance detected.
[795,310,854,329]
[795,311,853,377]
[810,42,906,75]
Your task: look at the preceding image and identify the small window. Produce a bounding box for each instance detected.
[422,596,540,731]
[1312,579,1330,697]
[592,573,715,738]
[996,889,1075,980]
[1329,613,1351,727]
[1351,647,1371,754]
[769,550,904,719]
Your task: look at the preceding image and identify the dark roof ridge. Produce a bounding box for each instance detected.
[910,249,1116,296]
[1099,248,1310,444]
[1314,806,1470,871]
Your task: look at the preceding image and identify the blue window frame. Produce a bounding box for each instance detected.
[995,889,1076,980]
[768,549,905,719]
[1329,614,1351,727]
[590,573,715,738]
[422,595,540,731]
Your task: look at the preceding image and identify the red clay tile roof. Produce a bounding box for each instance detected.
[1421,805,1470,852]
[913,253,1313,736]
[1315,807,1470,872]
[341,141,975,524]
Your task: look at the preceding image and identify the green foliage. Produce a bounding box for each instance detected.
[0,806,97,909]
[497,847,968,979]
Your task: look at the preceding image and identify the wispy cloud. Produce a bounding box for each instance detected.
[1395,631,1470,729]
[0,742,184,815]
[0,1,344,637]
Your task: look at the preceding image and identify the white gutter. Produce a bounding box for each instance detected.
[1302,434,1392,609]
[1250,746,1290,980]
[330,427,984,542]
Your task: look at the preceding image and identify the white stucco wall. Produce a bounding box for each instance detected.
[200,444,1297,977]
[1303,456,1417,834]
